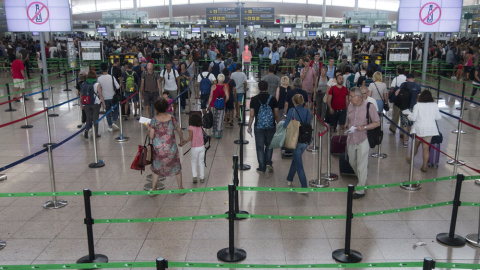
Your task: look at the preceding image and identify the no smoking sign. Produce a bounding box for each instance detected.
[27,2,50,25]
[419,2,441,26]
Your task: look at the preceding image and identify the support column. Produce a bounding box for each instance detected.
[354,0,358,11]
[169,0,173,22]
[40,33,49,84]
[421,33,430,82]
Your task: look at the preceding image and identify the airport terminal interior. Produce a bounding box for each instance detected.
[0,0,480,269]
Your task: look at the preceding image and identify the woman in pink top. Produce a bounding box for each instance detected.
[242,45,252,74]
[180,114,205,183]
[300,65,316,99]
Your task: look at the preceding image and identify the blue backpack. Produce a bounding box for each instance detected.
[256,95,274,129]
[81,81,96,105]
[199,72,212,95]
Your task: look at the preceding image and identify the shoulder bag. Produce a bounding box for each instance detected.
[366,102,383,148]
[284,110,300,149]
[431,121,443,144]
[373,82,389,112]
[112,75,125,104]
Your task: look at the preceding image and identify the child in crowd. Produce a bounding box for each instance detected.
[163,91,173,115]
[180,114,205,183]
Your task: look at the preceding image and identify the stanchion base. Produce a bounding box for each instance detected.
[234,139,249,145]
[332,249,362,263]
[321,173,338,181]
[146,174,166,182]
[447,160,465,166]
[21,125,33,129]
[452,130,466,134]
[48,114,59,117]
[475,180,480,185]
[400,184,422,191]
[307,146,318,153]
[0,174,7,181]
[371,153,388,159]
[436,233,466,247]
[63,89,72,92]
[465,234,480,247]
[239,164,251,171]
[0,240,5,250]
[309,179,330,188]
[5,109,17,112]
[77,254,109,264]
[89,162,105,168]
[38,98,48,101]
[43,143,57,147]
[43,200,68,209]
[115,136,130,142]
[143,182,165,191]
[217,247,247,262]
[224,210,250,220]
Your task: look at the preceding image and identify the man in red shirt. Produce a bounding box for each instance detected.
[11,53,27,101]
[326,74,349,134]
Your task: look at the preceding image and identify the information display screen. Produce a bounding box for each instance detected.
[192,27,200,33]
[206,7,274,24]
[225,27,236,34]
[32,31,39,36]
[5,0,72,32]
[362,27,371,33]
[101,32,108,36]
[308,31,316,36]
[170,31,178,36]
[282,27,292,33]
[378,31,385,36]
[97,27,106,33]
[398,0,462,32]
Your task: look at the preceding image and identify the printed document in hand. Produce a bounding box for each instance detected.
[402,109,412,115]
[345,126,357,134]
[139,117,151,125]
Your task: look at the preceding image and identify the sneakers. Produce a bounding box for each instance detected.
[200,178,205,183]
[451,76,457,80]
[229,122,234,127]
[95,134,101,138]
[470,103,476,108]
[403,142,408,148]
[352,192,365,199]
[266,165,274,172]
[107,127,113,132]
[286,181,292,186]
[193,177,198,184]
[256,168,265,173]
[112,123,120,130]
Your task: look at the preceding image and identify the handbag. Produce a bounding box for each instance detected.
[431,121,443,144]
[366,102,383,148]
[284,112,300,149]
[111,74,125,104]
[130,135,153,173]
[270,121,287,149]
[373,82,389,112]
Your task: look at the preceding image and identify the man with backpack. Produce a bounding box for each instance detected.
[247,80,280,173]
[159,61,181,116]
[208,54,225,80]
[122,63,140,120]
[388,66,407,134]
[197,64,217,115]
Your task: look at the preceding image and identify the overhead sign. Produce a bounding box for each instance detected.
[206,7,274,24]
[329,24,365,29]
[121,24,157,29]
[398,0,462,32]
[5,0,71,32]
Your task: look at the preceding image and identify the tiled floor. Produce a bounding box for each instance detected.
[0,70,479,268]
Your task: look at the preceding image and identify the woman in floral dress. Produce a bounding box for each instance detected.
[148,98,186,192]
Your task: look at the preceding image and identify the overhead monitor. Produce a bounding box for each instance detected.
[5,0,72,32]
[32,31,39,36]
[244,31,247,35]
[378,31,385,36]
[101,32,108,36]
[170,31,178,36]
[308,31,316,36]
[398,0,462,32]
[97,27,106,33]
[446,33,451,37]
[361,27,371,33]
[225,27,236,34]
[192,27,200,33]
[282,27,292,33]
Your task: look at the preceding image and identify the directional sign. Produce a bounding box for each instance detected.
[398,0,462,33]
[5,0,71,32]
[206,7,274,24]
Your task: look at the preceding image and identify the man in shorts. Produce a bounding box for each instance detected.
[140,63,161,119]
[230,63,248,121]
[326,74,349,134]
[159,61,180,116]
[197,64,216,115]
[11,53,26,101]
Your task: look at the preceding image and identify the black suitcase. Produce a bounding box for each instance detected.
[339,152,355,175]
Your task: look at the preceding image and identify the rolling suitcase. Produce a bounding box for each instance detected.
[427,143,440,168]
[339,152,355,175]
[331,135,347,154]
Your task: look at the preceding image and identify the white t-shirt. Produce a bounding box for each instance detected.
[97,74,120,100]
[160,69,179,91]
[49,47,58,58]
[197,71,216,83]
[416,48,423,60]
[391,74,407,89]
[93,83,101,104]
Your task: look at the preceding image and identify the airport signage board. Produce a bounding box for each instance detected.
[5,0,72,32]
[121,24,157,29]
[398,0,463,32]
[206,7,274,24]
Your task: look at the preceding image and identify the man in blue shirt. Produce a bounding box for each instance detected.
[270,47,280,75]
[326,58,336,79]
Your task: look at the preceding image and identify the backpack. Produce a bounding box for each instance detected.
[346,74,355,89]
[214,90,225,109]
[81,81,96,105]
[256,95,274,129]
[343,61,354,73]
[211,61,221,79]
[357,72,367,87]
[229,63,237,73]
[53,50,59,58]
[394,83,411,111]
[199,73,212,95]
[294,107,313,144]
[125,71,137,93]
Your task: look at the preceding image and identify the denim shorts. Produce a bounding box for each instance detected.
[124,91,139,102]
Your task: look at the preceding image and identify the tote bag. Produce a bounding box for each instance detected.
[284,116,300,149]
[269,121,286,149]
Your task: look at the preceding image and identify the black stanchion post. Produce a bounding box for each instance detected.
[332,184,362,263]
[227,155,249,220]
[237,123,250,171]
[217,184,247,262]
[63,70,72,91]
[156,257,168,270]
[435,75,442,100]
[39,75,48,100]
[5,84,16,112]
[234,96,249,145]
[77,189,108,263]
[57,60,61,77]
[423,257,436,270]
[436,173,467,247]
[456,82,467,111]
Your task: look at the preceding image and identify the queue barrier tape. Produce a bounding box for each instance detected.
[94,214,228,224]
[0,147,48,173]
[47,97,79,109]
[52,124,90,150]
[95,103,118,124]
[91,186,229,196]
[120,90,139,105]
[23,87,51,98]
[0,96,23,106]
[0,109,47,129]
[461,201,480,207]
[0,75,77,100]
[1,260,480,269]
[460,119,480,131]
[440,110,460,120]
[382,113,411,137]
